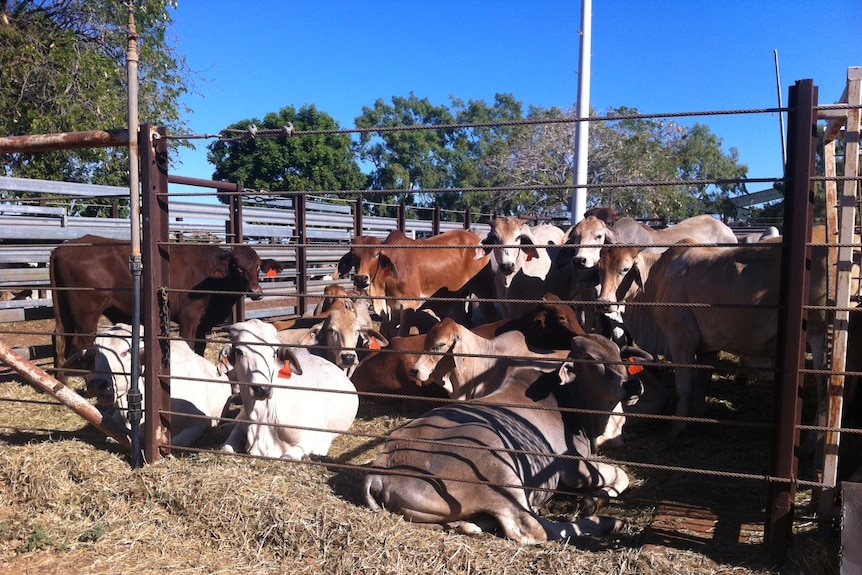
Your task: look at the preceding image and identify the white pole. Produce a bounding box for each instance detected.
[570,0,592,225]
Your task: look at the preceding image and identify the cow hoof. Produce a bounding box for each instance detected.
[220,444,236,454]
[579,492,610,516]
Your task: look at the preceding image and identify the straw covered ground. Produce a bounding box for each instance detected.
[0,319,843,575]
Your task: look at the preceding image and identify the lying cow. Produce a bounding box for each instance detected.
[220,319,358,459]
[410,317,571,401]
[50,235,283,366]
[63,323,233,448]
[364,334,646,544]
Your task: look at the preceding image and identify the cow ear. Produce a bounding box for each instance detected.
[218,344,235,375]
[361,329,388,349]
[605,227,617,244]
[261,259,283,274]
[298,323,324,347]
[276,347,304,376]
[558,361,577,384]
[379,254,398,278]
[474,246,490,259]
[620,346,653,362]
[335,253,354,280]
[210,253,232,279]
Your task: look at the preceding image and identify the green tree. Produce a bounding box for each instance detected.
[0,0,192,215]
[207,104,367,204]
[354,93,459,217]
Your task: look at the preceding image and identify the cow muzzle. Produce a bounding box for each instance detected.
[622,377,644,406]
[249,288,264,301]
[86,378,116,407]
[249,385,272,399]
[353,275,370,290]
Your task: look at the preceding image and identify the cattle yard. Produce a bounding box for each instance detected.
[0,70,860,574]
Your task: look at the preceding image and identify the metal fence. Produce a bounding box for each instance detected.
[1,73,860,565]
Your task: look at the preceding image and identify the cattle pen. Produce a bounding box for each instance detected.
[0,69,860,574]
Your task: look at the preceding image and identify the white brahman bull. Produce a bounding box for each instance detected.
[364,334,647,544]
[62,323,233,448]
[478,217,565,318]
[220,319,358,459]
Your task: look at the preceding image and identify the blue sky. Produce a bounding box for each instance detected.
[168,1,859,198]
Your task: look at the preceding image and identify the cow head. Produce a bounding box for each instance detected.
[226,319,306,400]
[596,245,645,313]
[480,217,545,288]
[562,215,615,271]
[62,323,140,408]
[335,236,386,292]
[409,318,464,395]
[557,334,650,445]
[212,246,282,301]
[299,306,388,371]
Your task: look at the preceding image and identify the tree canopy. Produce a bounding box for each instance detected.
[0,0,191,214]
[207,104,368,204]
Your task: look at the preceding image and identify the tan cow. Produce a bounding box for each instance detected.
[410,317,570,401]
[620,236,828,436]
[363,334,647,544]
[595,214,739,318]
[479,217,565,318]
[335,230,494,336]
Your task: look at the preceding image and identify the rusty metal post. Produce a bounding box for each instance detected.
[432,206,441,235]
[228,182,246,322]
[140,124,170,463]
[765,79,817,563]
[354,197,363,236]
[294,193,308,315]
[464,206,472,230]
[398,202,406,232]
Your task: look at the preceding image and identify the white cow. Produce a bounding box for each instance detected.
[62,323,233,448]
[221,319,359,459]
[478,217,565,318]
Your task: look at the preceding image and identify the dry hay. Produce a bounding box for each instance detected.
[0,320,843,574]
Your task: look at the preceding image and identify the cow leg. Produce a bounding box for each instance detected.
[560,459,631,515]
[221,408,248,453]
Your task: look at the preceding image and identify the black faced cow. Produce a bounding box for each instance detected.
[50,234,282,367]
[364,334,646,544]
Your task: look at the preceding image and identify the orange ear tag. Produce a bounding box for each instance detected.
[278,361,293,379]
[267,268,278,278]
[369,337,382,350]
[627,357,645,376]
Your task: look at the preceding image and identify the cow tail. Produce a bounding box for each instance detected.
[363,473,383,511]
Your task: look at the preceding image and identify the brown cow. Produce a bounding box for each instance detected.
[50,235,282,366]
[335,230,494,336]
[364,334,646,544]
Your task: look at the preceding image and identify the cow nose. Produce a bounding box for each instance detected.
[500,262,515,275]
[623,378,645,404]
[572,256,587,269]
[87,379,115,406]
[340,352,357,366]
[409,367,420,379]
[354,275,370,290]
[249,288,264,301]
[596,298,616,313]
[250,385,272,399]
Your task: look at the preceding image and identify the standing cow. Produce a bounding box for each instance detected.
[364,334,646,544]
[335,230,494,336]
[50,235,283,367]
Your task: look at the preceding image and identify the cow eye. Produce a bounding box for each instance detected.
[620,267,630,276]
[234,347,244,357]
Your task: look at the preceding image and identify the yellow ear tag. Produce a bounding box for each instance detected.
[627,357,644,376]
[278,361,293,379]
[369,337,382,350]
[267,268,278,278]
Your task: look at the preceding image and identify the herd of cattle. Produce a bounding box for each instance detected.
[43,209,862,544]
